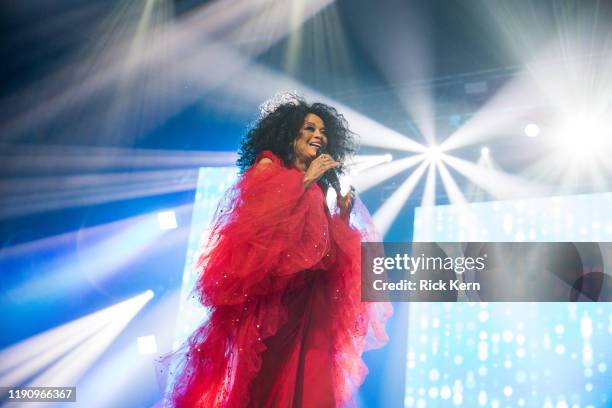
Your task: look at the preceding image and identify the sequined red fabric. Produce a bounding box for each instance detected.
[161,151,392,407]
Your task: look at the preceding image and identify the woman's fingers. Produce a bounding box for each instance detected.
[320,159,338,170]
[307,154,339,179]
[317,154,331,162]
[319,154,338,166]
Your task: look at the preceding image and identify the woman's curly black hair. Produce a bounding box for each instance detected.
[236,95,357,189]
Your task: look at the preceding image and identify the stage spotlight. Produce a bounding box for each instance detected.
[136,335,158,355]
[560,116,605,156]
[144,289,155,300]
[525,123,540,137]
[384,153,393,162]
[353,155,425,193]
[372,161,429,236]
[425,146,441,163]
[481,147,490,157]
[0,290,153,388]
[157,211,177,230]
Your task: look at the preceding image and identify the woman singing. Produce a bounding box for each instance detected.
[162,94,391,407]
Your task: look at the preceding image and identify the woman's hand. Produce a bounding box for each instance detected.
[303,154,339,189]
[337,186,356,220]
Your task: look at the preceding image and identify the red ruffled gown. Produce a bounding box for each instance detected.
[161,150,392,408]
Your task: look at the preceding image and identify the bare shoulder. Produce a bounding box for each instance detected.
[257,158,273,165]
[254,157,274,172]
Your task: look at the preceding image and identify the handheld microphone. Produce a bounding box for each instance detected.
[316,148,342,195]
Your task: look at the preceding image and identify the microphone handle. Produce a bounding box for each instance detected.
[325,170,342,196]
[316,148,342,195]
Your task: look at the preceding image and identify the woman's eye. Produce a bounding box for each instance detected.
[305,126,315,131]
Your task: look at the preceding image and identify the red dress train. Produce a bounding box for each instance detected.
[160,151,391,407]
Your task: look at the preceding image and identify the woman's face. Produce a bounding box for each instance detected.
[293,113,328,163]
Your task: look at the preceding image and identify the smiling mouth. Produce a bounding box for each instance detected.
[309,141,322,150]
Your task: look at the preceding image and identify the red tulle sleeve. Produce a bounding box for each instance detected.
[195,150,331,306]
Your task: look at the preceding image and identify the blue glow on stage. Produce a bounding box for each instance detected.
[173,167,237,348]
[407,193,612,407]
